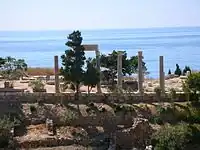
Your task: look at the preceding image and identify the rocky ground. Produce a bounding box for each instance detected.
[0,75,186,93]
[1,101,163,149]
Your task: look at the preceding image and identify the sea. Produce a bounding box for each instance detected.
[1,27,200,78]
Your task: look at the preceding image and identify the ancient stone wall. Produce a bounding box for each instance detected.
[0,92,190,104]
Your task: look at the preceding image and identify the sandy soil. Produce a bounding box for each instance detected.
[0,75,186,93]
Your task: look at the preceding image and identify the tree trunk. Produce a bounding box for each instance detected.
[75,83,81,116]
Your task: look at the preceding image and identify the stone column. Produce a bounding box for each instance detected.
[159,56,165,95]
[186,71,191,77]
[95,49,101,93]
[138,51,144,95]
[117,51,123,89]
[54,56,60,93]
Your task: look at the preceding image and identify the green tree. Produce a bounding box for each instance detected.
[183,66,191,75]
[60,31,86,112]
[84,58,100,94]
[184,72,200,93]
[0,56,27,80]
[0,57,5,67]
[168,69,171,75]
[174,64,182,76]
[99,50,147,85]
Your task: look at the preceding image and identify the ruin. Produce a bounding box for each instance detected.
[54,55,60,93]
[138,51,144,95]
[159,56,165,95]
[117,51,123,89]
[83,44,101,93]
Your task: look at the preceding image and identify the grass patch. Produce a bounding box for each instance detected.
[26,67,55,76]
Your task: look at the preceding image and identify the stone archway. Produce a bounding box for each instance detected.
[83,44,101,93]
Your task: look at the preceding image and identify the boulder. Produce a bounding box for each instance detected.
[116,118,153,149]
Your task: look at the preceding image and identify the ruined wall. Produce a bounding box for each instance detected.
[0,92,188,104]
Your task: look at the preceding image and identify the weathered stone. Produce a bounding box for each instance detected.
[138,51,144,95]
[54,55,60,93]
[123,80,138,91]
[46,118,55,136]
[116,118,153,149]
[186,71,191,77]
[159,56,165,95]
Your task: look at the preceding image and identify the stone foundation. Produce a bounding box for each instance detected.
[0,93,189,104]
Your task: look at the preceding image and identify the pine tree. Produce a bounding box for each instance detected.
[174,64,182,76]
[60,31,86,114]
[168,69,171,75]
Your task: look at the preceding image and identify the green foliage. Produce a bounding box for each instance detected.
[29,79,45,91]
[0,116,15,148]
[184,72,200,93]
[151,123,192,150]
[175,104,200,124]
[0,56,27,80]
[0,116,15,131]
[183,66,191,75]
[99,50,147,84]
[169,88,177,102]
[154,86,162,100]
[61,109,78,125]
[30,105,37,113]
[168,69,171,75]
[174,64,182,76]
[114,104,135,113]
[84,58,100,93]
[0,57,5,67]
[150,105,174,124]
[60,31,86,93]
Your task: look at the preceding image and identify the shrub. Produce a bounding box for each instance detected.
[29,79,45,92]
[169,88,177,105]
[169,88,176,99]
[61,109,78,125]
[174,64,182,76]
[154,86,162,101]
[30,105,37,113]
[168,69,171,75]
[149,115,163,125]
[184,72,200,93]
[0,116,15,148]
[151,123,192,150]
[183,66,191,75]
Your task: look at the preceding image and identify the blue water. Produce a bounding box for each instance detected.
[1,27,200,78]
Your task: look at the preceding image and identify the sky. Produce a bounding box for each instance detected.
[0,0,200,31]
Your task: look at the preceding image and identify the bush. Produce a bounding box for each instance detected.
[174,64,182,76]
[183,66,191,75]
[168,69,171,75]
[30,105,37,113]
[61,109,78,125]
[151,123,192,150]
[169,88,177,105]
[184,72,200,93]
[29,79,45,92]
[150,105,175,124]
[0,117,15,148]
[154,87,162,101]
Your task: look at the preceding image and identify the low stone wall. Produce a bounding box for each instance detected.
[0,92,190,104]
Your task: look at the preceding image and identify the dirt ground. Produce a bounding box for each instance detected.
[0,75,185,93]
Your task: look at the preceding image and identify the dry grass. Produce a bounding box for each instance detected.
[26,68,55,76]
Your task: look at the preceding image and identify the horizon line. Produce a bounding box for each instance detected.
[0,25,200,32]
